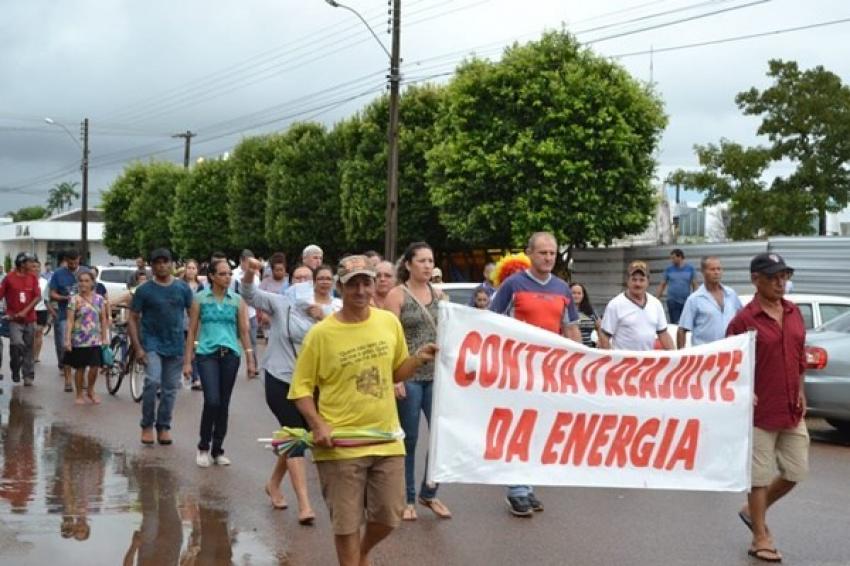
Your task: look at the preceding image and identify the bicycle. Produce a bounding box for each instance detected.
[105,310,144,402]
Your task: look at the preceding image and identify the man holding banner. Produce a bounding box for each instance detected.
[288,255,437,566]
[727,253,807,564]
[489,231,582,517]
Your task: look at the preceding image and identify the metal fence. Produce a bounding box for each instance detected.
[570,237,850,311]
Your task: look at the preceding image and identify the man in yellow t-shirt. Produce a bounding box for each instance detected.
[289,255,437,566]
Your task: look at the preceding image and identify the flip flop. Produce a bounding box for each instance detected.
[402,504,417,521]
[418,497,452,519]
[748,547,782,563]
[298,513,316,526]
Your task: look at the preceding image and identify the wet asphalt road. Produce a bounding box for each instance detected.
[1,340,849,566]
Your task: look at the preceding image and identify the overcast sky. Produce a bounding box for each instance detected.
[1,0,848,212]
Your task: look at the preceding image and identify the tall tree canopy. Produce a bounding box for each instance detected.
[339,85,447,254]
[426,30,667,250]
[227,135,278,254]
[265,123,345,261]
[171,158,233,260]
[736,59,850,235]
[102,163,147,259]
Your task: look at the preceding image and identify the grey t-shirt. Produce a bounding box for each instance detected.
[240,281,314,383]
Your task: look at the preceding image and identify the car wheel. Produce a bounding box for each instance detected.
[825,418,850,435]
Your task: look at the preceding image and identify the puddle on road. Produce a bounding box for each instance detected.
[0,386,281,565]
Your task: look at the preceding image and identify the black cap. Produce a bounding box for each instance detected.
[150,248,172,263]
[750,252,794,275]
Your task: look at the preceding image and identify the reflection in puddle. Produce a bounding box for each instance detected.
[0,387,279,565]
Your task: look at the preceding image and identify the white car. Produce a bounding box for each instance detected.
[738,293,850,330]
[96,265,140,298]
[668,293,850,348]
[435,282,479,307]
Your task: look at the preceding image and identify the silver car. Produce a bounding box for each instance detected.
[805,311,850,435]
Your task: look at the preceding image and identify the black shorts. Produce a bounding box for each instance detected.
[36,311,49,326]
[64,346,102,369]
[265,371,307,429]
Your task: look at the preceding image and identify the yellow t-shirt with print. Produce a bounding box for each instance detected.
[288,307,409,461]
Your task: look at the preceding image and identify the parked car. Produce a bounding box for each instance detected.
[435,282,479,307]
[739,293,850,330]
[96,265,139,298]
[804,311,850,435]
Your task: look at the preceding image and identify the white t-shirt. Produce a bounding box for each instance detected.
[601,292,668,351]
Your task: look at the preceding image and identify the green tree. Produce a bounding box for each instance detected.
[265,123,345,261]
[668,141,813,240]
[227,135,278,254]
[736,60,850,235]
[9,205,48,222]
[126,162,185,255]
[102,163,148,258]
[47,181,80,214]
[338,84,447,253]
[172,158,233,259]
[426,30,667,253]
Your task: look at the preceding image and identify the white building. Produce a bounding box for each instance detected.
[0,209,123,268]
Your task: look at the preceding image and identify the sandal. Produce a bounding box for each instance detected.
[418,497,452,519]
[402,504,417,521]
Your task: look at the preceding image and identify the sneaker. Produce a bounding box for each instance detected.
[11,373,20,383]
[527,492,544,512]
[196,450,212,468]
[23,377,34,387]
[505,496,533,517]
[214,454,231,466]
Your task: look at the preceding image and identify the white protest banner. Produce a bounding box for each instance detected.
[428,303,754,492]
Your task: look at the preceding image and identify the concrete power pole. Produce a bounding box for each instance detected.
[172,130,196,169]
[384,0,401,261]
[81,118,90,263]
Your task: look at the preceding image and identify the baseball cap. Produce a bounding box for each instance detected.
[337,255,376,283]
[149,248,172,263]
[240,249,255,260]
[627,260,648,276]
[750,252,794,275]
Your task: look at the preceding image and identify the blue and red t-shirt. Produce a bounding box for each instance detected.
[489,270,578,334]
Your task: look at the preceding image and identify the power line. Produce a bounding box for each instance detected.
[98,0,441,125]
[105,0,497,127]
[609,16,850,58]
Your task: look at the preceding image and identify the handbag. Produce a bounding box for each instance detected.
[101,344,114,367]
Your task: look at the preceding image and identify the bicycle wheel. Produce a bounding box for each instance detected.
[129,358,145,403]
[105,336,124,395]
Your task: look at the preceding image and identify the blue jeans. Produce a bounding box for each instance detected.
[397,380,438,504]
[140,352,182,431]
[196,350,240,457]
[667,299,686,325]
[507,485,534,498]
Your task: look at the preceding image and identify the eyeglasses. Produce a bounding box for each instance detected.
[376,272,394,278]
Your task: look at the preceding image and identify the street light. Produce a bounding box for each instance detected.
[45,116,90,263]
[325,0,401,261]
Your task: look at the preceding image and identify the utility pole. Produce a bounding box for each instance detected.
[385,0,401,261]
[172,130,196,169]
[81,118,89,264]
